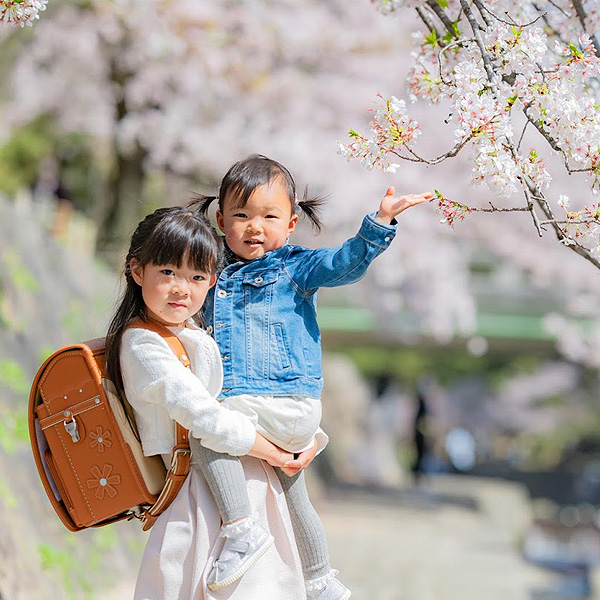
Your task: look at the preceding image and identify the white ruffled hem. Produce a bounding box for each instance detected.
[220,516,254,538]
[305,568,338,595]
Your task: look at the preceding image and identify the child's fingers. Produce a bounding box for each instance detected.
[280,465,302,477]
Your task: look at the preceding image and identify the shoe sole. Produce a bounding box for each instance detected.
[207,534,274,591]
[341,591,351,600]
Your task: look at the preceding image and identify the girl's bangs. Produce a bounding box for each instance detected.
[221,156,296,208]
[140,215,217,273]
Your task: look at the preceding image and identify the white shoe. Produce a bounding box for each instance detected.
[306,570,351,600]
[207,518,274,590]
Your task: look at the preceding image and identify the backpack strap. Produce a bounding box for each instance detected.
[126,318,193,531]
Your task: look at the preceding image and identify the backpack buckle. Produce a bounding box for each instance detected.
[63,416,80,443]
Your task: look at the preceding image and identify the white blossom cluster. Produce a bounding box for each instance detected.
[0,0,47,27]
[346,2,600,241]
[338,95,421,173]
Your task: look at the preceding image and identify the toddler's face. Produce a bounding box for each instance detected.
[216,178,298,261]
[130,257,216,327]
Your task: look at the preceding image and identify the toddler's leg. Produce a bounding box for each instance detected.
[275,469,350,598]
[190,438,273,590]
[190,437,250,523]
[274,469,330,580]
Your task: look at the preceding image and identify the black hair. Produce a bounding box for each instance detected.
[105,206,223,397]
[190,154,325,232]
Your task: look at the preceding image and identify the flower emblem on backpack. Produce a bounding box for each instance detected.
[87,464,121,500]
[88,426,112,453]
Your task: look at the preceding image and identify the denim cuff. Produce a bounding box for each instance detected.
[357,212,397,248]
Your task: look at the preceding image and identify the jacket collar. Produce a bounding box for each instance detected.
[223,241,290,268]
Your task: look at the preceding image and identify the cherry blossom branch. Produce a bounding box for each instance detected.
[438,38,474,85]
[415,6,441,43]
[473,0,493,28]
[473,0,545,28]
[544,0,572,19]
[459,0,496,83]
[425,0,459,38]
[571,0,600,58]
[526,182,600,269]
[350,1,600,267]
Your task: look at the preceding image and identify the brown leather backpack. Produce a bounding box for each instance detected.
[29,319,192,532]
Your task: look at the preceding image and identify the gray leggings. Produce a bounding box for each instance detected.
[191,438,330,581]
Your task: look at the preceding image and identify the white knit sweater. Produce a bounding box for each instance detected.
[120,324,256,457]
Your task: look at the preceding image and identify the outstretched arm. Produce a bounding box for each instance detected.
[375,187,433,225]
[289,187,433,293]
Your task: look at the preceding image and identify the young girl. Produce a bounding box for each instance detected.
[192,154,433,600]
[104,205,308,597]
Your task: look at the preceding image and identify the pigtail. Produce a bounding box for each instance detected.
[297,188,327,233]
[188,193,219,216]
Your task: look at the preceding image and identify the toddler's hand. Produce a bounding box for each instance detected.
[375,187,433,224]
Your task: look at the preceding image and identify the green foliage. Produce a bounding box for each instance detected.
[0,119,53,195]
[2,250,39,294]
[442,20,460,45]
[338,344,546,389]
[38,528,119,599]
[38,344,56,363]
[424,29,438,48]
[0,406,29,453]
[0,116,100,213]
[39,542,82,599]
[0,477,18,508]
[0,359,29,395]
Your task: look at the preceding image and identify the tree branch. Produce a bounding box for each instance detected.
[415,6,441,44]
[571,0,600,58]
[459,0,496,83]
[425,0,459,39]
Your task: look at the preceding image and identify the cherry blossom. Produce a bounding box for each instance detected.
[0,0,47,27]
[344,1,600,272]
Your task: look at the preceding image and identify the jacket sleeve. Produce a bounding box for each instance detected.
[120,329,256,456]
[289,213,396,294]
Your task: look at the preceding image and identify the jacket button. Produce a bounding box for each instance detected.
[206,325,214,335]
[254,276,263,283]
[216,289,228,298]
[384,236,390,242]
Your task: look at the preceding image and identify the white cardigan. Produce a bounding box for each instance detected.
[120,324,256,457]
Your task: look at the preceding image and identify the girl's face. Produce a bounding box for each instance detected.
[216,178,298,261]
[130,256,217,327]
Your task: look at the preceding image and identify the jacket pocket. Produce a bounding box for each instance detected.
[272,323,291,371]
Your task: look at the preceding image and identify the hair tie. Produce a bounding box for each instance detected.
[294,193,300,206]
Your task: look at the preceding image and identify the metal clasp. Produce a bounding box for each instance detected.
[63,416,80,443]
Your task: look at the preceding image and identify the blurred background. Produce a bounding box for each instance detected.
[1,1,600,598]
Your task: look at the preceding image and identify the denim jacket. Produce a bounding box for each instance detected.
[204,213,397,398]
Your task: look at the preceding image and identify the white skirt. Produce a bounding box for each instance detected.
[134,456,305,600]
